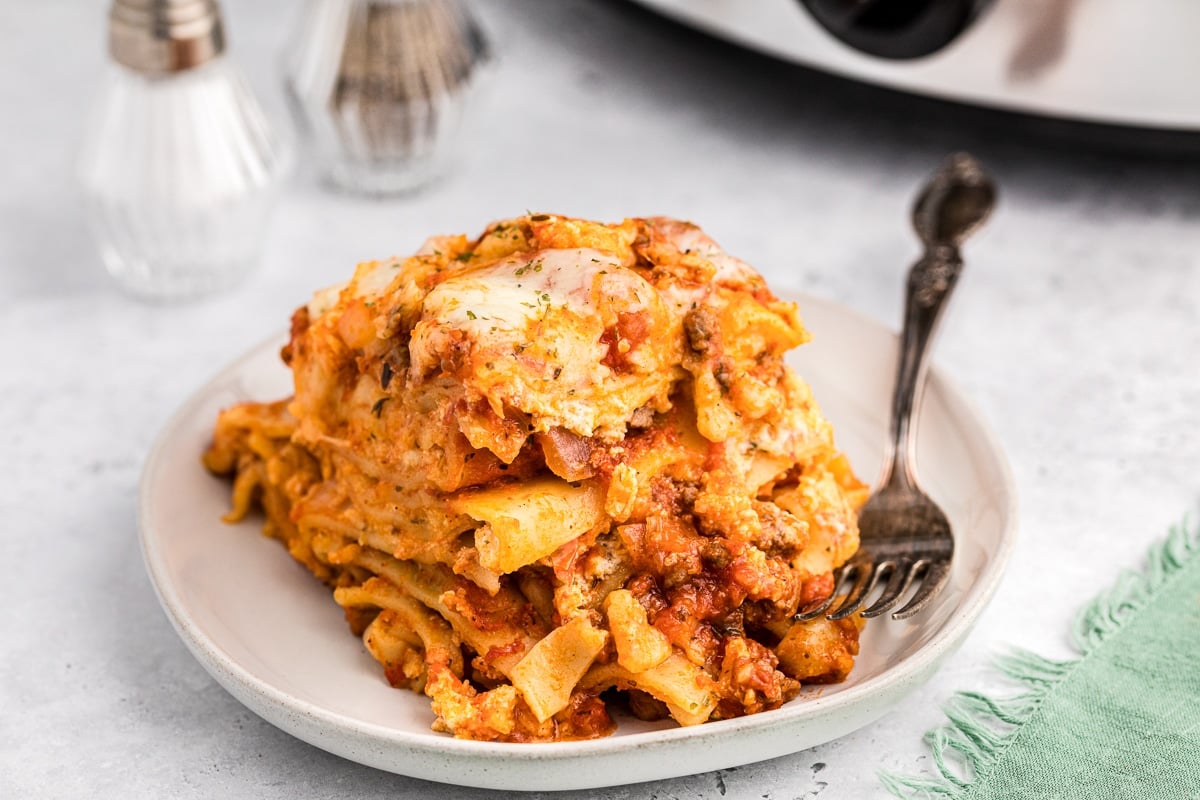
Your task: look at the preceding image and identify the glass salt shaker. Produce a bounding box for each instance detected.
[79,0,290,301]
[282,0,490,196]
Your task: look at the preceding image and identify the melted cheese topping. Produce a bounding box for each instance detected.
[409,246,678,442]
[422,248,622,335]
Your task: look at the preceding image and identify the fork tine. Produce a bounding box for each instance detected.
[828,562,882,620]
[794,564,853,621]
[860,559,918,619]
[891,559,951,620]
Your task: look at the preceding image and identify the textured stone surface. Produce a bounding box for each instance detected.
[3,1,1199,797]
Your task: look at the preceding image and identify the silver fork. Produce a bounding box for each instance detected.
[797,152,997,623]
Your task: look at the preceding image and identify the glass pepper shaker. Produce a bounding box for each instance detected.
[79,0,290,302]
[282,0,490,196]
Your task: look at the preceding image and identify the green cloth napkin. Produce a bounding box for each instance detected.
[884,523,1200,799]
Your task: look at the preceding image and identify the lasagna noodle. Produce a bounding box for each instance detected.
[206,213,868,741]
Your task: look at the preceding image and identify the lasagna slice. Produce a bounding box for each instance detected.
[205,214,867,741]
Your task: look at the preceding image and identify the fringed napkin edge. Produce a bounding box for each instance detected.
[880,520,1199,799]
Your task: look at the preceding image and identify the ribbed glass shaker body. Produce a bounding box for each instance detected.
[283,0,489,196]
[79,58,289,301]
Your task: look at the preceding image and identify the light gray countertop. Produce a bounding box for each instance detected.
[3,1,1199,798]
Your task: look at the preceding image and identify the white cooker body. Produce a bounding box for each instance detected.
[631,0,1200,131]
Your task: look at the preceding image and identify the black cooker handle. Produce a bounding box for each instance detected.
[799,0,994,60]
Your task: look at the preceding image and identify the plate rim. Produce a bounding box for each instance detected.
[138,291,1018,788]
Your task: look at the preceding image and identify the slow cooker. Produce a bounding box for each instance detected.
[630,0,1200,131]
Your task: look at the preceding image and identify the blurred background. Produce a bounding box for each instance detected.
[10,0,1200,305]
[3,1,1199,797]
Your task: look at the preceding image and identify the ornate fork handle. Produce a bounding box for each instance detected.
[882,243,963,492]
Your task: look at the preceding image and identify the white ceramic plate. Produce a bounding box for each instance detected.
[139,292,1016,792]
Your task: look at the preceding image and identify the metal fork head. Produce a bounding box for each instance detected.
[794,485,955,622]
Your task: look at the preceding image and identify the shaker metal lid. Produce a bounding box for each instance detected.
[109,0,226,75]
